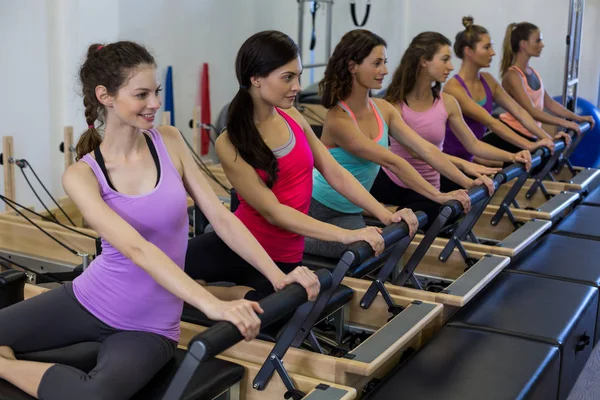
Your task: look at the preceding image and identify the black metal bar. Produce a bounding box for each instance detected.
[491,147,549,222]
[359,235,412,309]
[526,127,583,197]
[554,121,591,175]
[392,207,454,287]
[253,299,320,390]
[268,355,297,392]
[491,172,528,224]
[438,174,504,261]
[162,269,333,400]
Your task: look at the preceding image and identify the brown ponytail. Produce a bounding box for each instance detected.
[500,22,539,77]
[500,23,518,77]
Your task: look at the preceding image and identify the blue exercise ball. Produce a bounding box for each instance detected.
[553,96,600,168]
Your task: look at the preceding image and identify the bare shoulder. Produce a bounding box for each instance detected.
[214,130,235,158]
[441,92,459,106]
[441,92,459,113]
[502,69,521,84]
[323,103,346,125]
[156,125,183,147]
[62,160,99,192]
[481,72,500,88]
[281,106,307,128]
[372,97,393,115]
[443,76,460,90]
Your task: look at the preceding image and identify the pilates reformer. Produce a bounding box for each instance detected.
[0,267,360,400]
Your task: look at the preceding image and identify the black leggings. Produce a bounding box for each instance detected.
[440,175,463,193]
[0,283,176,400]
[370,168,441,230]
[482,123,537,155]
[185,231,298,301]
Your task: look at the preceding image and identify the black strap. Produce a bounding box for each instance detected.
[94,133,161,192]
[351,0,371,27]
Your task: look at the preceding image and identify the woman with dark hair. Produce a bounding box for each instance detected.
[0,41,270,400]
[306,29,498,255]
[190,30,419,291]
[500,21,594,136]
[372,31,531,220]
[442,17,568,190]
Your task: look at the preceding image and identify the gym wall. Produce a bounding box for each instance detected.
[1,0,599,212]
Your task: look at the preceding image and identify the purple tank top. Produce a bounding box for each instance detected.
[443,74,493,162]
[74,129,189,341]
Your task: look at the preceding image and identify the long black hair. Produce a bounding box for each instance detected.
[226,30,299,188]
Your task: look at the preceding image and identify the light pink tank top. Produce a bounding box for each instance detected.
[499,66,543,138]
[384,98,448,190]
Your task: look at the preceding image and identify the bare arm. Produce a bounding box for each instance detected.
[381,99,477,189]
[444,76,539,151]
[165,126,320,300]
[502,71,573,133]
[325,109,445,203]
[63,158,262,340]
[446,153,501,177]
[544,91,594,132]
[215,119,386,254]
[294,115,394,224]
[444,93,519,162]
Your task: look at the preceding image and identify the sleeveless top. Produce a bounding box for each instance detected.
[499,66,543,138]
[234,108,314,264]
[75,129,189,342]
[385,98,448,190]
[312,98,388,214]
[444,74,493,162]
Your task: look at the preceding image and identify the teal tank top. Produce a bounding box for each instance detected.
[312,98,389,213]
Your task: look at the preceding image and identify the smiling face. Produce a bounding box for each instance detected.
[423,44,454,83]
[521,29,544,57]
[351,44,388,90]
[251,56,302,109]
[99,65,162,129]
[466,34,496,68]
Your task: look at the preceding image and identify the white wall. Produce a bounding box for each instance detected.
[118,0,259,143]
[579,0,600,104]
[0,0,119,211]
[117,0,406,145]
[0,0,53,212]
[2,0,599,211]
[404,0,569,96]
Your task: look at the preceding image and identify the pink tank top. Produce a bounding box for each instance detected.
[499,66,543,138]
[74,129,189,342]
[234,108,314,263]
[384,98,448,190]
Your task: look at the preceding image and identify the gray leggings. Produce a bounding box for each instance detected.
[0,283,176,400]
[304,198,366,259]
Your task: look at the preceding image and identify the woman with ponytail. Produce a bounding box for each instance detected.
[307,29,496,243]
[442,16,568,184]
[198,30,418,268]
[500,22,594,135]
[372,31,531,222]
[0,41,283,399]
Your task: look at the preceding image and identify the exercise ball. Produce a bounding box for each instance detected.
[553,96,600,168]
